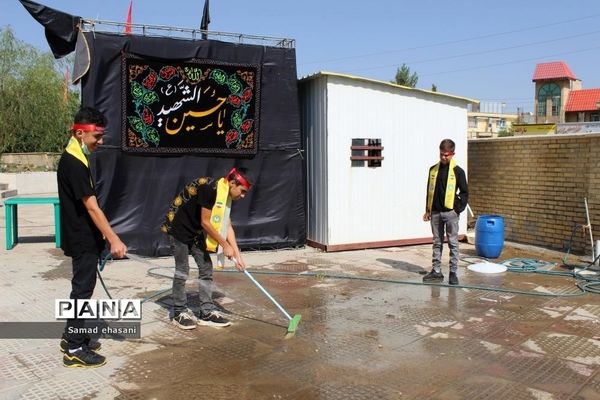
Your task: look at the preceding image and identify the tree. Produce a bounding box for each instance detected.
[497,125,515,137]
[0,26,79,154]
[431,83,437,92]
[392,63,418,88]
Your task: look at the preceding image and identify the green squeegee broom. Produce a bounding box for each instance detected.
[235,260,301,338]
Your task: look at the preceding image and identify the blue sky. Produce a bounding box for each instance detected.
[2,0,600,113]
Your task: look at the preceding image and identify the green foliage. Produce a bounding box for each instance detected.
[0,26,80,154]
[497,128,515,137]
[392,63,418,88]
[497,124,515,137]
[431,83,437,92]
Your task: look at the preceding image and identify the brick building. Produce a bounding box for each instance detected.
[533,61,600,124]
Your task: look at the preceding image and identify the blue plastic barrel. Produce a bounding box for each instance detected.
[475,215,505,258]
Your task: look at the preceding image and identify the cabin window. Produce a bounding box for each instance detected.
[350,138,383,168]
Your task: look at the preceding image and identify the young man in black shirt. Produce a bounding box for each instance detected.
[57,107,128,367]
[161,168,250,329]
[422,139,469,285]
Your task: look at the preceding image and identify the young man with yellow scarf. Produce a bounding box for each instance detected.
[422,139,469,285]
[161,168,251,329]
[57,107,128,368]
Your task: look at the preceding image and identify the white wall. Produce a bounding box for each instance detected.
[301,78,329,244]
[325,76,468,245]
[0,172,58,195]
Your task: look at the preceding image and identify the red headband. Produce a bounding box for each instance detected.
[227,168,251,190]
[71,123,105,133]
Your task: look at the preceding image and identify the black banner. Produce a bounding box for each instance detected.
[78,32,305,255]
[123,56,260,155]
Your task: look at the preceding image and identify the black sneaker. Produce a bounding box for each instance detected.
[60,335,101,353]
[172,310,197,330]
[198,310,231,327]
[422,270,444,283]
[63,347,106,368]
[449,272,459,285]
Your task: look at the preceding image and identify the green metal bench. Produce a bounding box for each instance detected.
[4,197,61,250]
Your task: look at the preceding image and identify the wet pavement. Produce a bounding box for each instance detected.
[1,200,600,399]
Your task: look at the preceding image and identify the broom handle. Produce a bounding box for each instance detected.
[243,269,292,321]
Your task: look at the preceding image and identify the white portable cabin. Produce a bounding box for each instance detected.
[299,72,475,251]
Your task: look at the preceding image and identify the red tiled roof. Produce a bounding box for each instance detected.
[532,61,577,81]
[565,89,600,112]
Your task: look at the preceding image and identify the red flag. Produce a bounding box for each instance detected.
[124,1,133,34]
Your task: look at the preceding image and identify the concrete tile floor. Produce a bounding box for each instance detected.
[1,197,600,399]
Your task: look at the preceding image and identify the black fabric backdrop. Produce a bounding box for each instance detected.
[79,32,305,256]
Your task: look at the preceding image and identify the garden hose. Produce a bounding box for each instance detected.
[96,252,600,301]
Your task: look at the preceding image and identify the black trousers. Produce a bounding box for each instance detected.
[64,252,99,349]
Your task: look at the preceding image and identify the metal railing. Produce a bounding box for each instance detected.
[80,19,295,48]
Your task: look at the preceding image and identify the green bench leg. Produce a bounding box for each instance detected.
[5,204,16,250]
[54,203,61,248]
[13,206,18,246]
[5,204,12,250]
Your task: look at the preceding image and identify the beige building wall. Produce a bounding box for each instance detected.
[468,134,600,254]
[467,112,519,139]
[565,113,579,123]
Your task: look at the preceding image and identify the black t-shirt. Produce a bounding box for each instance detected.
[57,152,104,256]
[431,163,469,213]
[163,177,218,246]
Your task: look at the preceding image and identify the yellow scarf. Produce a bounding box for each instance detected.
[427,158,456,212]
[65,136,94,189]
[205,177,231,253]
[65,137,89,168]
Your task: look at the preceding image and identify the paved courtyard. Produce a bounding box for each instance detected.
[1,198,600,399]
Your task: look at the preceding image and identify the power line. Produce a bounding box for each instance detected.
[343,30,600,73]
[419,45,600,77]
[338,44,600,78]
[299,13,600,67]
[403,30,600,66]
